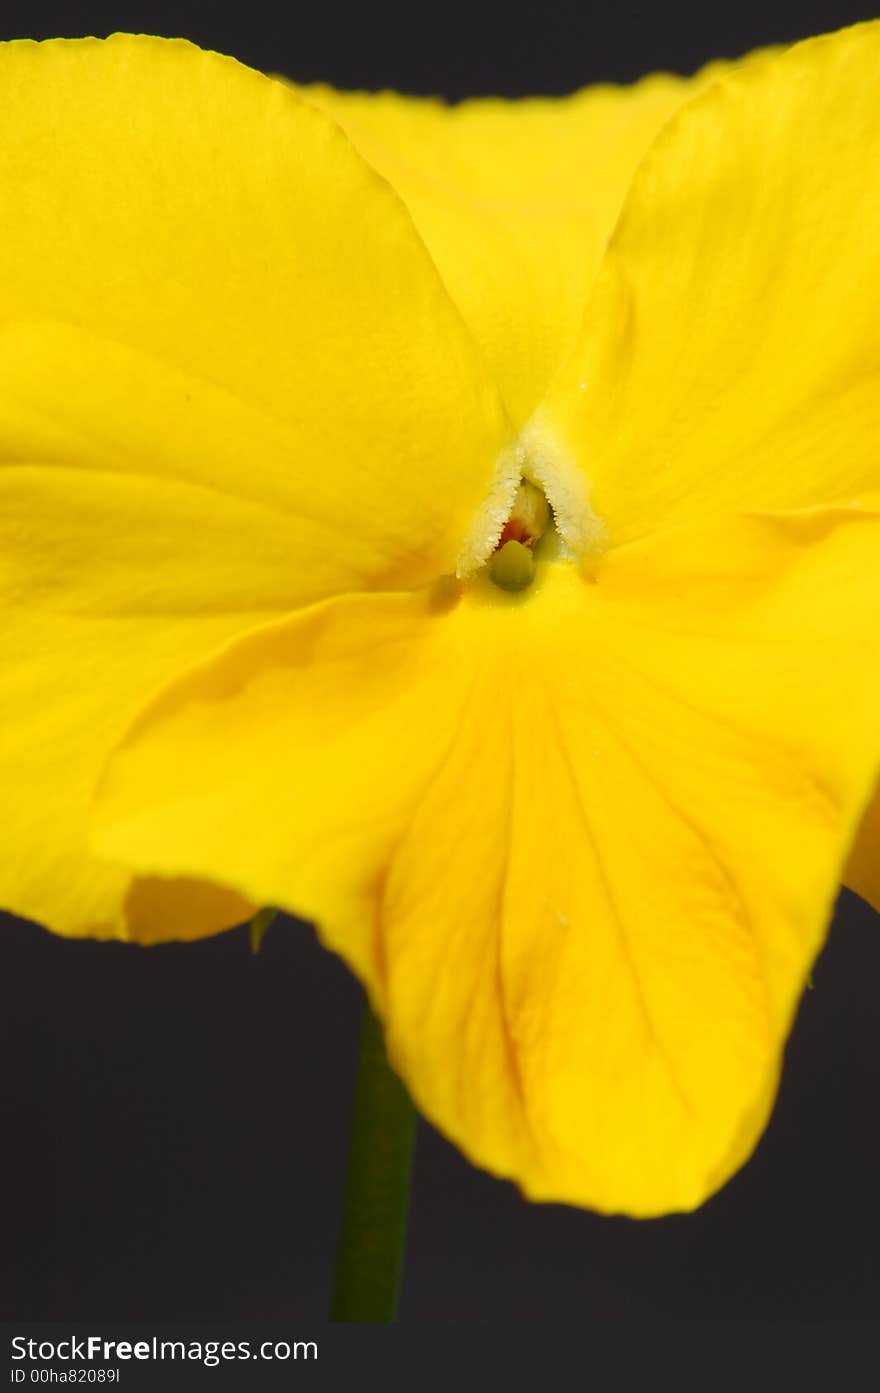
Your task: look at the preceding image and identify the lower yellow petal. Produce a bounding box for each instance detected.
[94,509,880,1213]
[844,784,880,910]
[1,603,257,939]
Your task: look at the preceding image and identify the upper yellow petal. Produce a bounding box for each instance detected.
[94,507,880,1213]
[0,35,509,601]
[0,33,507,937]
[533,22,880,546]
[301,60,756,427]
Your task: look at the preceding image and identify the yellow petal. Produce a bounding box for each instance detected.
[844,782,880,910]
[534,22,880,545]
[0,34,507,937]
[301,58,756,427]
[1,603,259,938]
[95,508,880,1213]
[0,36,508,600]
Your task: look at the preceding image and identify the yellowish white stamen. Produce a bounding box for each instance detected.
[456,419,606,579]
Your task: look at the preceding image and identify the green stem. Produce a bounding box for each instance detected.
[330,1000,416,1322]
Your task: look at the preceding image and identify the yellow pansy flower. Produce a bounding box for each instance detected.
[2,25,880,1218]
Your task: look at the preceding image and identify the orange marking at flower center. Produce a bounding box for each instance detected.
[497,517,534,549]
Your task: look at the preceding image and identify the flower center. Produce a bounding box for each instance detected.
[454,418,606,582]
[488,480,551,592]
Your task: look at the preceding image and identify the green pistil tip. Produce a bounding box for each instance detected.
[489,538,535,592]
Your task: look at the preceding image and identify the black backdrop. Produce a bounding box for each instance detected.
[2,0,879,1324]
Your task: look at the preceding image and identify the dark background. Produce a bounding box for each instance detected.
[3,0,879,1324]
